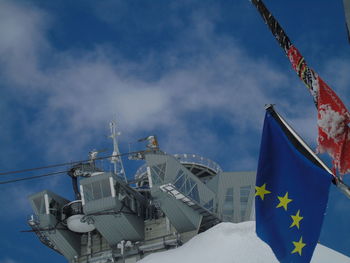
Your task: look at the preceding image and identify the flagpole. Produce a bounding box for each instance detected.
[265,104,350,199]
[250,0,320,104]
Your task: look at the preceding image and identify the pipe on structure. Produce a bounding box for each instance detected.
[139,238,179,252]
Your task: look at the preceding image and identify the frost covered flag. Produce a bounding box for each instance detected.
[251,0,350,176]
[256,107,332,263]
[288,47,350,175]
[316,77,350,175]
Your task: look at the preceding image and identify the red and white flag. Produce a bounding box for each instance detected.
[288,46,350,175]
[251,0,350,176]
[317,77,350,175]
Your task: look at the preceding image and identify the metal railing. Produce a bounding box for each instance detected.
[134,153,222,180]
[173,153,223,174]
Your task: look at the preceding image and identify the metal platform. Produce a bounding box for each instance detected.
[28,215,61,254]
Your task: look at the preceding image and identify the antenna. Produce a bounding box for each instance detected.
[109,121,127,182]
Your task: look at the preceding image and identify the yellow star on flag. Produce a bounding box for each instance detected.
[276,192,292,211]
[255,183,271,200]
[291,236,306,256]
[290,210,303,229]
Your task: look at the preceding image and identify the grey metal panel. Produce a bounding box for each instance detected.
[205,174,219,193]
[92,213,144,245]
[38,214,57,228]
[80,172,145,246]
[144,217,175,241]
[217,171,256,223]
[28,193,44,215]
[145,153,222,232]
[80,173,121,214]
[29,191,69,228]
[90,232,110,254]
[83,197,120,214]
[112,213,144,241]
[28,190,70,216]
[92,215,123,244]
[151,191,202,233]
[34,212,81,260]
[146,153,217,208]
[47,229,81,261]
[28,190,81,260]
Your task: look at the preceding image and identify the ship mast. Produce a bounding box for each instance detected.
[109,121,127,182]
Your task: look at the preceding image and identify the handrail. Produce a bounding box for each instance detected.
[134,153,222,180]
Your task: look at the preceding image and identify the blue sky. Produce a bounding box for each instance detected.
[0,0,350,262]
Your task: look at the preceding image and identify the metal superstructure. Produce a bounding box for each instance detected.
[27,129,256,263]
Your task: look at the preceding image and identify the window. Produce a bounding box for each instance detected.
[174,170,185,189]
[84,184,93,202]
[101,179,112,198]
[150,163,166,185]
[83,178,112,201]
[154,163,166,180]
[188,181,200,203]
[240,186,251,219]
[33,196,46,214]
[92,181,102,200]
[174,169,200,203]
[222,188,234,222]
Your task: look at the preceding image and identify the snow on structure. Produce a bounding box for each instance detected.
[318,104,347,143]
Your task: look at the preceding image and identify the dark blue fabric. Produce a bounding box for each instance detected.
[256,111,332,263]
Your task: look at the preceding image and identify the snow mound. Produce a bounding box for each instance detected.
[138,221,350,263]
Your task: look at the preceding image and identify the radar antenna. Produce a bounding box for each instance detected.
[109,121,127,182]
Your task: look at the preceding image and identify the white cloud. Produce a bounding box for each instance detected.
[0,0,50,88]
[1,0,347,173]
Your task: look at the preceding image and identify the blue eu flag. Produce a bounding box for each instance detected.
[256,107,332,263]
